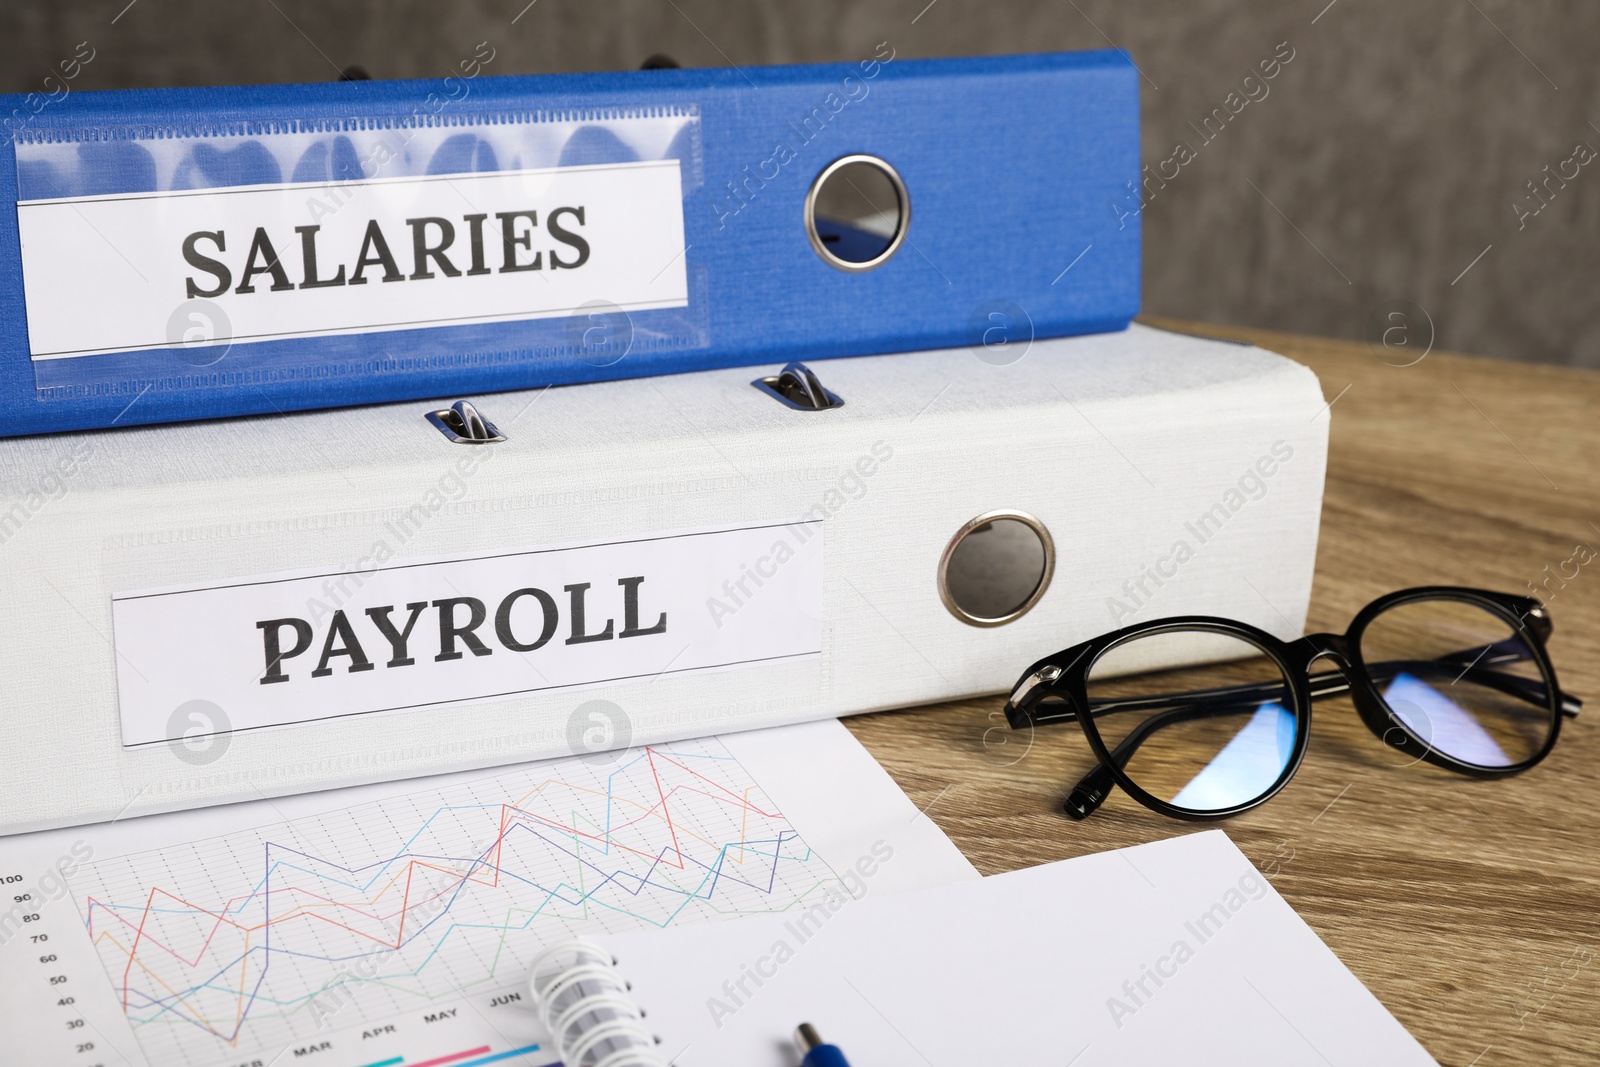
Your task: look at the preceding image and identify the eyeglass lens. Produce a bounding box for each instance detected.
[1085,630,1297,814]
[1357,597,1555,768]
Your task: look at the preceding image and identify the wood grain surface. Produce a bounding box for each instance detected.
[842,318,1600,1066]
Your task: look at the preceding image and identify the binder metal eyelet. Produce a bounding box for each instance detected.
[426,400,506,444]
[805,153,910,272]
[938,509,1056,627]
[752,362,844,411]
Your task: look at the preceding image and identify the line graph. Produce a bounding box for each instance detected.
[68,739,842,1066]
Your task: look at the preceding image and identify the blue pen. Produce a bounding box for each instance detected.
[795,1022,852,1067]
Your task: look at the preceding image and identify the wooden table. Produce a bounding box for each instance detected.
[844,318,1600,1066]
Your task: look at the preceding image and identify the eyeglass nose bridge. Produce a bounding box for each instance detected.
[1291,631,1348,660]
[1283,633,1366,704]
[1288,631,1353,671]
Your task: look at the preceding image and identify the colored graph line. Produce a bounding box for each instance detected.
[455,1044,543,1067]
[70,740,839,1065]
[353,1045,542,1067]
[409,1045,490,1067]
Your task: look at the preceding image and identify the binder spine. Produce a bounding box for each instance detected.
[529,937,665,1067]
[0,51,1140,436]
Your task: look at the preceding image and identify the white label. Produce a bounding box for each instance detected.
[18,159,688,359]
[111,522,822,746]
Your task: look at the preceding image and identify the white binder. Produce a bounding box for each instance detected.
[0,324,1328,833]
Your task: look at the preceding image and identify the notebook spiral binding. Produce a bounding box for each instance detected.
[529,937,667,1067]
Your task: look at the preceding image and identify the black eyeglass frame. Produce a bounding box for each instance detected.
[1003,586,1581,822]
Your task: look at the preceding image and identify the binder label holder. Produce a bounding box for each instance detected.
[110,520,824,748]
[14,106,704,399]
[19,159,690,366]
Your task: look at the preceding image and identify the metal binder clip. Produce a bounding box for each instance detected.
[426,400,507,444]
[753,362,844,411]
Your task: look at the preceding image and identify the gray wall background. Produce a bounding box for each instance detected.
[5,1,1598,366]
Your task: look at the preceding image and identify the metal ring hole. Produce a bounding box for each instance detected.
[938,510,1055,627]
[805,155,908,271]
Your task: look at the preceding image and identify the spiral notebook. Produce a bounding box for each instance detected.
[530,830,1438,1067]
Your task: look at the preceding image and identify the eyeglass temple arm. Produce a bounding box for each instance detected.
[1064,697,1269,819]
[1061,651,1564,820]
[1052,670,1347,721]
[1049,644,1554,724]
[1364,659,1576,716]
[1366,640,1579,717]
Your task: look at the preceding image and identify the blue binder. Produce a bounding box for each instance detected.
[0,49,1139,436]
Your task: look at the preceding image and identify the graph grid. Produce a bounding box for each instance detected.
[70,739,841,1066]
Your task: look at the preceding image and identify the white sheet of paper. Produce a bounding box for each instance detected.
[0,718,974,1067]
[595,829,1438,1067]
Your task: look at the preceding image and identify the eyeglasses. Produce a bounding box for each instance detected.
[1003,587,1581,821]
